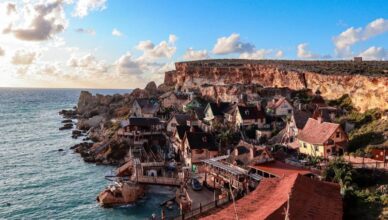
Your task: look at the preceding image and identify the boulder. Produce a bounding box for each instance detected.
[144,81,157,96]
[59,123,73,130]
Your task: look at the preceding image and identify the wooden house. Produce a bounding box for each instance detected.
[297,117,348,158]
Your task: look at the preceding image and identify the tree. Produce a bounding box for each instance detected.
[323,158,354,195]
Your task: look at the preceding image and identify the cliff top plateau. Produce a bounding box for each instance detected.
[174,59,388,77]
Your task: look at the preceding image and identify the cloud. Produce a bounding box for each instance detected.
[112,28,122,37]
[183,48,209,60]
[4,0,68,41]
[275,50,284,58]
[136,35,177,60]
[116,52,142,75]
[297,43,320,59]
[12,50,38,65]
[72,0,107,18]
[75,28,96,35]
[358,46,386,60]
[0,46,5,56]
[333,18,388,57]
[212,33,255,55]
[239,49,272,59]
[169,34,177,44]
[67,53,108,73]
[6,2,17,15]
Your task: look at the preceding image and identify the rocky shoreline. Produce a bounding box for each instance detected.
[58,81,169,165]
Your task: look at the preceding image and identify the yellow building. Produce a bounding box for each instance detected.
[297,118,348,158]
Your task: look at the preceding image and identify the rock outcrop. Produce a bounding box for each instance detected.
[164,59,388,112]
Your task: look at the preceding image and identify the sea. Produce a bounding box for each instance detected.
[0,88,178,220]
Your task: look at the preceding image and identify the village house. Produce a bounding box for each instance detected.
[229,140,273,166]
[166,113,191,133]
[283,109,312,147]
[297,117,348,158]
[204,102,235,125]
[312,106,338,122]
[201,173,343,220]
[369,146,388,162]
[159,91,190,110]
[266,96,293,116]
[171,125,190,154]
[234,105,266,128]
[182,131,218,167]
[130,98,160,118]
[183,97,208,112]
[118,117,164,146]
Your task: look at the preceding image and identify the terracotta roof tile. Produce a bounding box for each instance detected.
[298,118,340,144]
[249,160,312,177]
[201,174,342,220]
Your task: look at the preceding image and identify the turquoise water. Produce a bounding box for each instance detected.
[0,88,177,219]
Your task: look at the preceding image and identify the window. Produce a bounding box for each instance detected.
[171,123,176,127]
[336,131,340,138]
[303,143,306,148]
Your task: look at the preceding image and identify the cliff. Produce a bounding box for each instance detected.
[164,59,388,112]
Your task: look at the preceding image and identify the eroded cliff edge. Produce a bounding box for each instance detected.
[163,59,388,112]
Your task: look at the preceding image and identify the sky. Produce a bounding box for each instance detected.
[0,0,387,89]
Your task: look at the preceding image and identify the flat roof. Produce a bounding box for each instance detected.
[249,161,313,177]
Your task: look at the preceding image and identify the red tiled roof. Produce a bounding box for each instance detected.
[298,118,340,144]
[267,97,290,110]
[249,160,312,177]
[201,174,342,220]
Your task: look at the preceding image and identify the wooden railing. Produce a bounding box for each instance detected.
[174,196,231,220]
[136,175,181,186]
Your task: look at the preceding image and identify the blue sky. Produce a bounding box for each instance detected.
[0,0,387,88]
[63,0,388,60]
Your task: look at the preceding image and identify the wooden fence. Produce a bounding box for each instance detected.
[173,196,231,220]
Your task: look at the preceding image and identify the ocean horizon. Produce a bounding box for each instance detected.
[0,88,177,219]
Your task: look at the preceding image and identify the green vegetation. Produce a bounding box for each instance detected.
[329,95,387,153]
[323,159,388,219]
[328,94,354,112]
[291,89,312,104]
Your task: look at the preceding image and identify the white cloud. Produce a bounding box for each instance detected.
[275,50,284,59]
[169,34,177,44]
[75,28,96,35]
[67,53,108,73]
[115,52,142,75]
[212,33,255,55]
[12,50,38,65]
[112,28,122,37]
[333,18,388,58]
[297,43,320,59]
[3,0,69,41]
[0,46,5,56]
[136,35,177,60]
[183,48,209,60]
[136,40,154,50]
[239,49,272,59]
[72,0,106,18]
[5,2,16,15]
[358,46,386,60]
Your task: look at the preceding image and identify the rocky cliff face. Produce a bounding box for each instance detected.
[164,59,388,112]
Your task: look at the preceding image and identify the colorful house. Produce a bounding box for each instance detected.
[159,91,190,110]
[130,98,160,118]
[235,105,266,128]
[182,132,218,167]
[266,96,293,116]
[229,140,273,166]
[297,117,348,158]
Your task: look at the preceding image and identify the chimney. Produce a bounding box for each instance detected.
[317,116,323,124]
